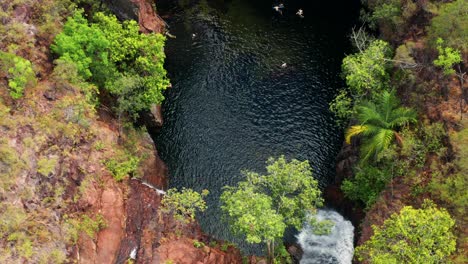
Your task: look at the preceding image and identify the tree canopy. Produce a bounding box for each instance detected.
[220,156,327,262]
[51,10,170,117]
[356,201,456,263]
[342,40,392,98]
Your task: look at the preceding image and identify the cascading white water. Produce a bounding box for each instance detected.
[297,210,354,264]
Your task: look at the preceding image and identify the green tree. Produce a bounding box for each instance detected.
[161,188,209,224]
[220,156,327,263]
[221,183,285,252]
[356,201,456,263]
[434,38,462,76]
[51,10,170,117]
[51,10,109,81]
[342,40,392,98]
[345,90,417,161]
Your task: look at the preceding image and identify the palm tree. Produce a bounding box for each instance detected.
[345,90,417,161]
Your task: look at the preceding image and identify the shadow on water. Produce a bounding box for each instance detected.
[155,0,360,256]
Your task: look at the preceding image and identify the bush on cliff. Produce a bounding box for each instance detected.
[51,10,170,117]
[0,51,36,99]
[356,200,456,264]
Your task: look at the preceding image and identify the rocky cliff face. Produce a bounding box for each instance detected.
[0,0,244,263]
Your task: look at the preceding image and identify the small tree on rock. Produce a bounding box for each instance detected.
[161,188,209,224]
[221,156,329,263]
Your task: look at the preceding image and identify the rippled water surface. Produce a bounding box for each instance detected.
[156,0,359,255]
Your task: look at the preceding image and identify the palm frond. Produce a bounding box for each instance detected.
[356,103,387,128]
[360,129,394,162]
[388,107,417,128]
[361,124,382,137]
[380,91,399,122]
[345,125,368,144]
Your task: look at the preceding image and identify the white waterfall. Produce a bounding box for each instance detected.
[297,210,354,264]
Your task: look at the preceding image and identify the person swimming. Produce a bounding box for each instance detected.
[273,3,285,14]
[296,9,304,18]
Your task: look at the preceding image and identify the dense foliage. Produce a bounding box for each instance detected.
[334,0,467,261]
[434,38,462,76]
[342,40,391,98]
[341,164,393,208]
[364,0,418,39]
[428,0,468,52]
[345,90,417,161]
[52,10,170,117]
[161,188,209,224]
[356,201,456,263]
[0,51,36,99]
[221,156,327,263]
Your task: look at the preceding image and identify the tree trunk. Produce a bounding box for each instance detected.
[267,241,272,264]
[457,66,466,120]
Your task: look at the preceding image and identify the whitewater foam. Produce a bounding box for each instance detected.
[297,210,354,264]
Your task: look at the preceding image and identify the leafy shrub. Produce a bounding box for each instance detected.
[192,240,205,248]
[433,38,462,76]
[355,201,456,263]
[37,156,58,176]
[220,243,231,252]
[421,122,445,153]
[52,58,99,105]
[161,188,209,224]
[431,172,467,216]
[209,241,217,247]
[104,154,140,181]
[329,89,354,126]
[0,51,36,99]
[80,214,107,238]
[64,214,107,243]
[342,164,393,208]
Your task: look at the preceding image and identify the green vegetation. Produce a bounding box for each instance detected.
[342,40,391,98]
[105,153,140,181]
[192,239,205,248]
[428,0,468,52]
[342,164,392,208]
[161,188,209,224]
[329,89,354,126]
[345,90,417,161]
[434,38,462,76]
[356,201,456,264]
[37,156,59,176]
[0,51,36,99]
[0,1,173,263]
[64,214,107,243]
[220,156,328,263]
[335,0,468,261]
[52,10,170,117]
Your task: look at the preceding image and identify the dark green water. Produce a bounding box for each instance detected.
[156,0,359,255]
